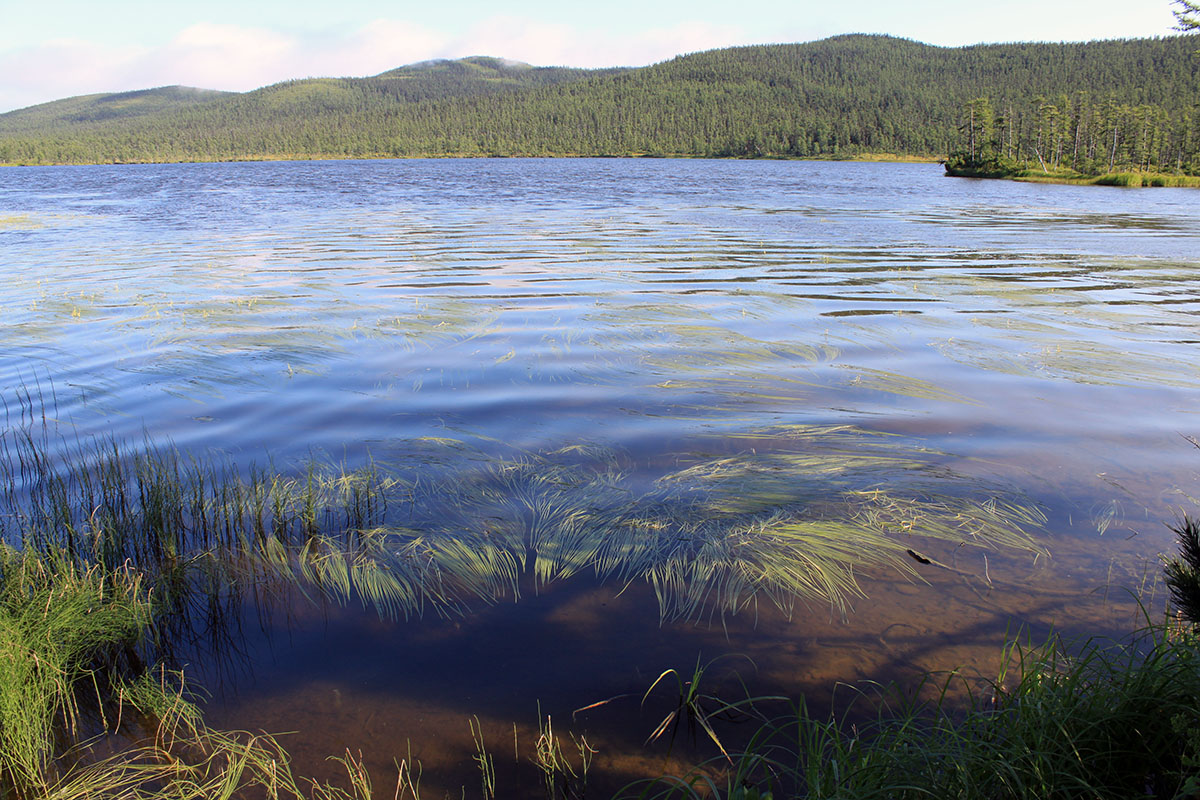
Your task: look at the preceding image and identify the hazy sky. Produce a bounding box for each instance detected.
[0,0,1186,113]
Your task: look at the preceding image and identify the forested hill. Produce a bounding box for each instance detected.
[0,34,1196,164]
[0,86,235,132]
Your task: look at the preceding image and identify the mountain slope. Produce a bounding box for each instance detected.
[0,35,1195,164]
[0,86,234,133]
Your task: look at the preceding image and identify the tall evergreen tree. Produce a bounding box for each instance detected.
[959,97,995,160]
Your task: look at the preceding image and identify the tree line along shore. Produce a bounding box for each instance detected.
[0,34,1197,168]
[945,92,1200,185]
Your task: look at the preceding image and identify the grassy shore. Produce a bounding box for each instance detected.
[622,619,1200,799]
[828,152,941,164]
[945,162,1200,188]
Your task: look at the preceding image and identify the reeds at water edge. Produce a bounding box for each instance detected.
[0,399,1057,798]
[1,414,1050,631]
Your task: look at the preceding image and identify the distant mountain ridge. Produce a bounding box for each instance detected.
[0,34,1195,164]
[0,86,234,131]
[0,57,602,131]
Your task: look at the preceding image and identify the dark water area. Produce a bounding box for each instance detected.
[3,158,1200,795]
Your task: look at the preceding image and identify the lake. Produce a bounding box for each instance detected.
[2,158,1199,795]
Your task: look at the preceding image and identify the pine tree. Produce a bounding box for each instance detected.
[1175,0,1200,31]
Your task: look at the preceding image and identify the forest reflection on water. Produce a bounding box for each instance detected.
[1,158,1199,793]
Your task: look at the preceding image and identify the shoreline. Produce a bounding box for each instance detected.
[0,151,945,168]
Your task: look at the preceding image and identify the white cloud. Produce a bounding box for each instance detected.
[139,23,298,89]
[0,38,149,111]
[446,17,578,64]
[0,14,760,113]
[319,19,446,76]
[446,16,743,67]
[622,20,751,61]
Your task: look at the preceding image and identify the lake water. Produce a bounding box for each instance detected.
[3,158,1200,794]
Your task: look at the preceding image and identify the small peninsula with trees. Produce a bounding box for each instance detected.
[943,92,1200,186]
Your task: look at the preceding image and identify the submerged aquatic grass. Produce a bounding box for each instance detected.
[0,415,1047,626]
[386,423,1045,620]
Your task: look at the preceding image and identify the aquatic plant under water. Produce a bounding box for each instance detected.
[0,416,1046,628]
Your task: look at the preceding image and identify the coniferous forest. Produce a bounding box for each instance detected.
[0,34,1197,166]
[947,89,1200,178]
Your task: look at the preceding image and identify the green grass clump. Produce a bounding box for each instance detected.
[1093,172,1148,187]
[1089,171,1200,187]
[0,545,151,796]
[0,541,414,800]
[622,621,1200,799]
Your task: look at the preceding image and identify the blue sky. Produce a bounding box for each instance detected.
[0,0,1186,113]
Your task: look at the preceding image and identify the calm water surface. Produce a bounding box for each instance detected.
[3,159,1200,793]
